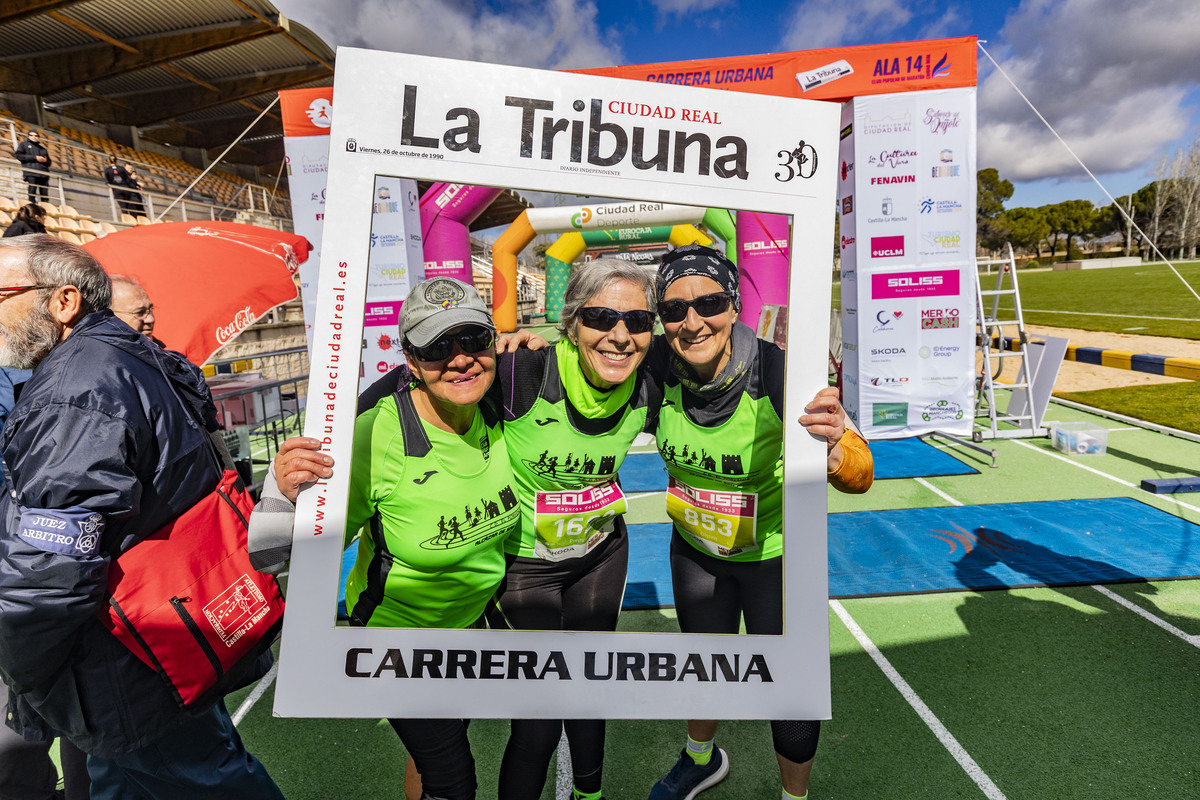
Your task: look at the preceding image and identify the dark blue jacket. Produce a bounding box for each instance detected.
[13,138,51,176]
[0,312,269,757]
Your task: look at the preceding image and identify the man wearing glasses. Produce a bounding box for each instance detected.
[110,275,163,347]
[0,235,284,799]
[13,130,51,204]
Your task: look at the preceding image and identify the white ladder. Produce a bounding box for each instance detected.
[975,243,1038,440]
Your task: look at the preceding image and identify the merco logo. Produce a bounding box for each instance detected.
[571,208,593,228]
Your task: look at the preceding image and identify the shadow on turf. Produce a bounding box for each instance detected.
[1098,444,1200,479]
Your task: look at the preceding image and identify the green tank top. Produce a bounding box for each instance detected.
[344,390,521,628]
[656,379,784,561]
[503,341,650,561]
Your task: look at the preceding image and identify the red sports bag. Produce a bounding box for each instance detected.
[98,468,285,709]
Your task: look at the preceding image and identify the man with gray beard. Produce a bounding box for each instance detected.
[0,235,284,799]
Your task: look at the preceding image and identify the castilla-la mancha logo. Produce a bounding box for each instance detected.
[216,306,256,344]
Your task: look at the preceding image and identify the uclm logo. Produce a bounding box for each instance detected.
[870,235,904,258]
[871,269,960,299]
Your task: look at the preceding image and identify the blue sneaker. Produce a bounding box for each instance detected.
[647,747,729,800]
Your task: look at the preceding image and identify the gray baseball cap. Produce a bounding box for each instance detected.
[399,277,495,347]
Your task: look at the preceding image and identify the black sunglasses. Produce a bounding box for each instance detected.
[579,306,655,334]
[657,292,734,324]
[406,326,494,362]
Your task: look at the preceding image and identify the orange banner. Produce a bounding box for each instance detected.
[574,36,976,101]
[280,86,334,137]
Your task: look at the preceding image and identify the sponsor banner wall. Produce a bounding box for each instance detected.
[837,101,861,429]
[845,87,976,437]
[282,90,423,385]
[280,47,839,722]
[280,88,333,351]
[361,176,423,389]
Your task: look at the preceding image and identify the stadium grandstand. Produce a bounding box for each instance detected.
[0,0,535,357]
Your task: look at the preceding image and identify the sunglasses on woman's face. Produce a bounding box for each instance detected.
[657,292,733,324]
[579,306,656,334]
[406,326,494,362]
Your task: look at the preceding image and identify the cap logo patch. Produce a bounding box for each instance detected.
[424,279,466,309]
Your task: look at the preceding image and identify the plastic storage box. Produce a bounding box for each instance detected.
[1049,421,1108,456]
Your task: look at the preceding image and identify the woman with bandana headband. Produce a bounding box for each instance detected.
[645,244,873,800]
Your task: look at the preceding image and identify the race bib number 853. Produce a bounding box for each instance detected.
[666,477,758,557]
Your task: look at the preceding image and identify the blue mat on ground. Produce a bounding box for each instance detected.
[622,498,1200,608]
[871,437,978,479]
[619,451,669,493]
[828,497,1200,598]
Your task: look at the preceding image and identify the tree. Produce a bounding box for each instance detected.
[977,168,1014,254]
[1003,207,1051,259]
[977,168,1013,220]
[1046,199,1098,261]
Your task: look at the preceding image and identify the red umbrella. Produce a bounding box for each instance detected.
[84,221,306,365]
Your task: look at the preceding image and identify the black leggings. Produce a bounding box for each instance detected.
[388,718,475,800]
[670,531,820,764]
[493,528,628,799]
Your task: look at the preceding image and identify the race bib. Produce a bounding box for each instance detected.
[666,476,758,557]
[17,506,105,557]
[533,481,627,562]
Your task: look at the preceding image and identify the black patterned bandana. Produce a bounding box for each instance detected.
[656,244,739,305]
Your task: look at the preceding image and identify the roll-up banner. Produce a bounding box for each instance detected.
[842,87,977,438]
[281,89,423,388]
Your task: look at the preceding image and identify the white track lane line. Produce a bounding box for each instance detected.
[915,477,964,506]
[830,601,1008,800]
[1091,585,1200,649]
[232,659,278,726]
[1010,439,1200,516]
[1023,308,1200,322]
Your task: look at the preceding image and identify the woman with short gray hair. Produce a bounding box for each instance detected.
[492,257,660,800]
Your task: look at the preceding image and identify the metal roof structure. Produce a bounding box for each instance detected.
[0,0,334,167]
[0,2,532,229]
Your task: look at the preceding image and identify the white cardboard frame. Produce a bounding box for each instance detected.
[275,47,840,720]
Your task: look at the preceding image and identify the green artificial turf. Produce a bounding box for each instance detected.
[839,586,1200,798]
[1002,261,1200,339]
[1055,381,1200,435]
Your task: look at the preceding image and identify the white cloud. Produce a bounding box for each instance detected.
[979,0,1200,182]
[777,0,914,50]
[650,0,734,14]
[277,0,624,70]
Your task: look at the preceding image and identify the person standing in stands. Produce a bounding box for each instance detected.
[102,156,133,216]
[13,130,50,204]
[123,163,147,217]
[3,205,47,238]
[0,235,284,800]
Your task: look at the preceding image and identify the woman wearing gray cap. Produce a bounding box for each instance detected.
[250,276,521,800]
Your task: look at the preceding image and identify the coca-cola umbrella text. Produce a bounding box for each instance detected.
[84,221,306,364]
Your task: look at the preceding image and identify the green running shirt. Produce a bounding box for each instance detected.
[344,390,521,628]
[651,334,785,561]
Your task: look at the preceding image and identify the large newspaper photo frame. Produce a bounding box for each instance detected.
[275,47,840,720]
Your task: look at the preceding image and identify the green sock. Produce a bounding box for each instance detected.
[782,788,807,800]
[685,735,714,766]
[573,788,602,800]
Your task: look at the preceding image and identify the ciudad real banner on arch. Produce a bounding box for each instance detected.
[276,47,840,720]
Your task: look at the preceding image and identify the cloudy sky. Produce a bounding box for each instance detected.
[272,0,1200,210]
